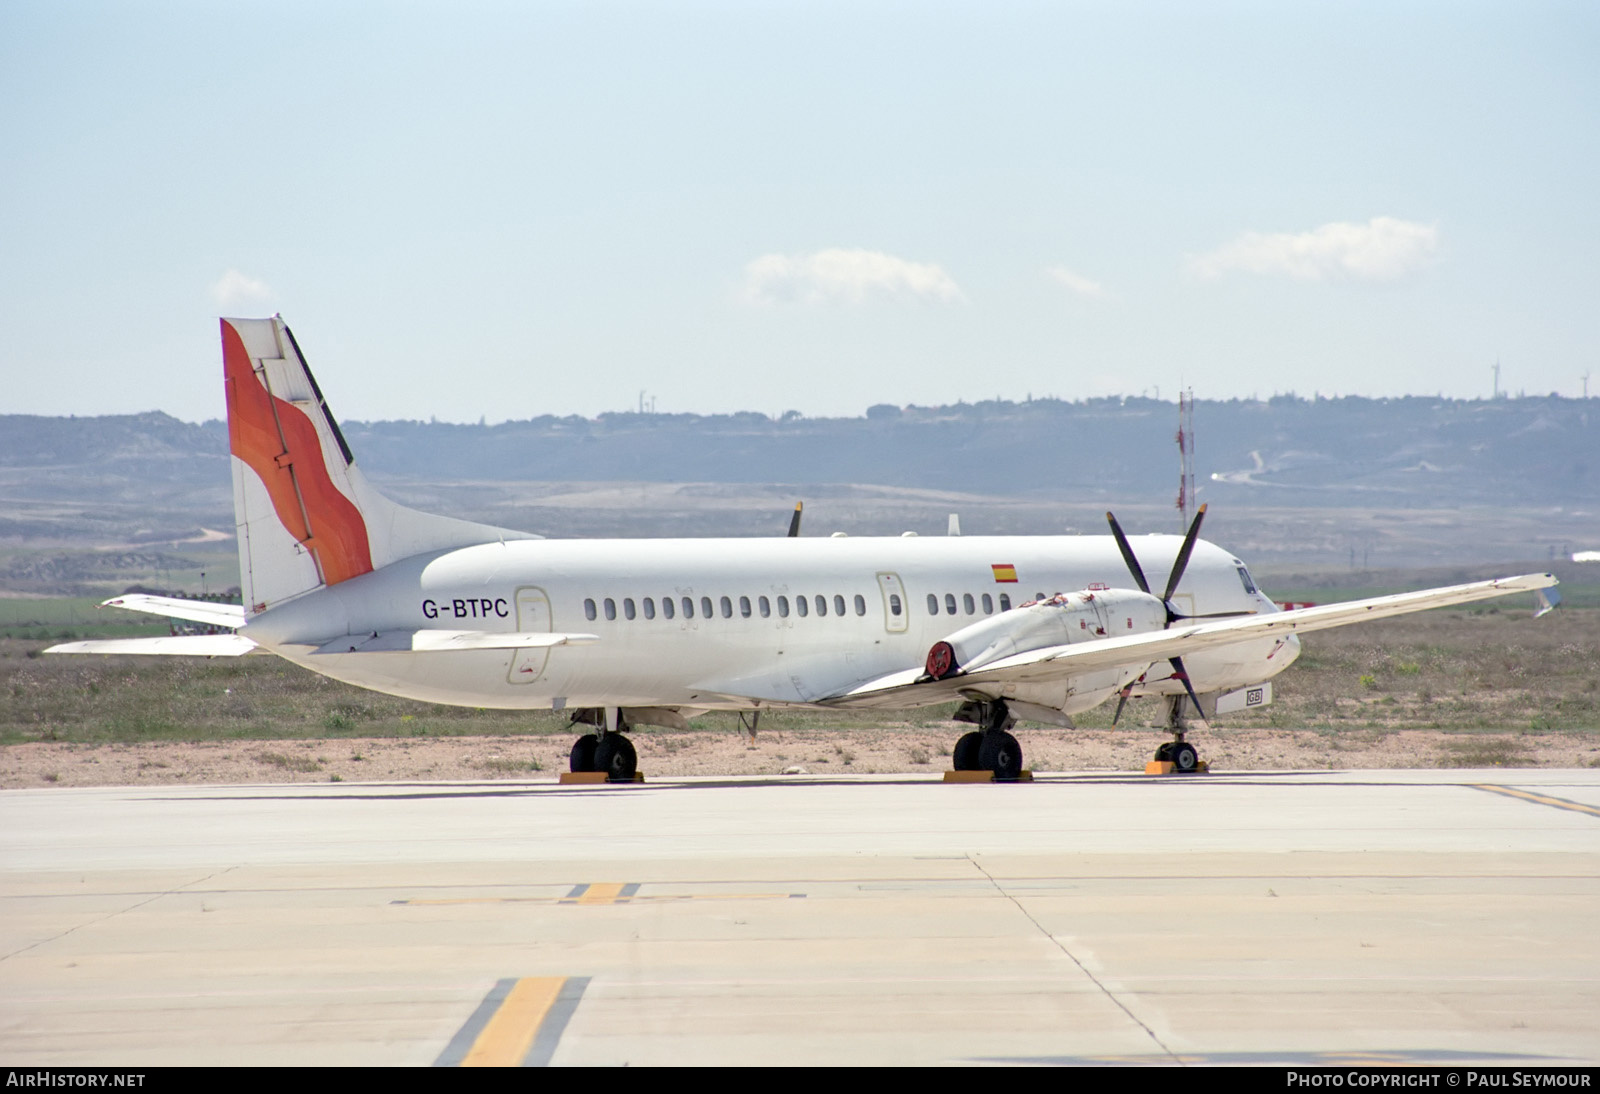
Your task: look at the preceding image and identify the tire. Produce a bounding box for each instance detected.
[952,731,983,771]
[1153,742,1173,763]
[594,734,638,781]
[1170,741,1199,773]
[569,734,598,773]
[979,730,1023,781]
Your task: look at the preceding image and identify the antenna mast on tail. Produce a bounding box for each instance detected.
[1176,388,1195,532]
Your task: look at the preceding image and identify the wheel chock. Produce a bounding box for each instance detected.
[558,771,646,785]
[1143,761,1210,775]
[942,770,1035,783]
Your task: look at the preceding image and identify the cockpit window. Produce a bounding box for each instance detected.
[1236,565,1257,595]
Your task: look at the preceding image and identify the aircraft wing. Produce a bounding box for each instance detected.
[828,572,1557,708]
[309,630,600,654]
[45,635,259,656]
[100,594,247,629]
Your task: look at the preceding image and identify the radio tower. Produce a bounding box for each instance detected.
[1176,388,1195,531]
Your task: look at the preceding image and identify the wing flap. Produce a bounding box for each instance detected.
[45,635,259,656]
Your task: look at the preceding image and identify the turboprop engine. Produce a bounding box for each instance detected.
[923,588,1168,680]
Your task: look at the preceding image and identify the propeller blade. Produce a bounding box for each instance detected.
[1111,691,1130,726]
[1104,511,1151,594]
[787,502,803,538]
[1161,503,1208,605]
[1168,655,1205,718]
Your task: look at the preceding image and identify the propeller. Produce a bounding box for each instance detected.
[1105,503,1243,723]
[787,502,803,538]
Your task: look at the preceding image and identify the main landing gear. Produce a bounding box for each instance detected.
[950,699,1023,781]
[568,708,638,781]
[1152,694,1204,774]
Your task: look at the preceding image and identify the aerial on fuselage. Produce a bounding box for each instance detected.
[47,316,1559,783]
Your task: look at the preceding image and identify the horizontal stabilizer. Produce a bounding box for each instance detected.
[100,594,247,629]
[310,630,600,655]
[45,635,259,657]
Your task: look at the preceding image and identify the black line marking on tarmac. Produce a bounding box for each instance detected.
[1471,783,1600,818]
[433,977,514,1067]
[525,977,590,1068]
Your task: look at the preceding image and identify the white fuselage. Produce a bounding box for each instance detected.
[240,533,1295,713]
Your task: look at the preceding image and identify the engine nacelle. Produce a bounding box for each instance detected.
[924,588,1167,680]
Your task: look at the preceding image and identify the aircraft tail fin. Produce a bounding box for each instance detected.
[222,317,531,616]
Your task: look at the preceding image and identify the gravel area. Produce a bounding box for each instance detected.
[5,723,1597,788]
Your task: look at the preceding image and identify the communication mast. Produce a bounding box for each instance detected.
[1176,388,1195,531]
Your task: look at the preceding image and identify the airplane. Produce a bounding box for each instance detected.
[46,316,1561,781]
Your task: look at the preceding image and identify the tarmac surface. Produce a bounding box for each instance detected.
[2,768,1597,1066]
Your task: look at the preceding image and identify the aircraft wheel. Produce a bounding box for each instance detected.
[1153,742,1173,763]
[979,730,1023,781]
[952,731,983,771]
[594,734,638,782]
[1170,741,1199,773]
[569,734,598,773]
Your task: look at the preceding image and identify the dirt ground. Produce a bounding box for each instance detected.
[5,722,1598,789]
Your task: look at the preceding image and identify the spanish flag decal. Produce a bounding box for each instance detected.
[991,564,1018,583]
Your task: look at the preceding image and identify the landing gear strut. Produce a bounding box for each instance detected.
[568,707,638,781]
[1153,695,1204,774]
[950,699,1023,780]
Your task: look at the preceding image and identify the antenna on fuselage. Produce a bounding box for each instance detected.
[1176,388,1195,532]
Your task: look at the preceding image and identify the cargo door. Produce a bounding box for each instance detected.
[507,586,552,685]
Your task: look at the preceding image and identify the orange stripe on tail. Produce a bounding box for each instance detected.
[222,320,373,587]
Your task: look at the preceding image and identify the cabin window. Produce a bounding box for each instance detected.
[682,596,694,619]
[623,598,636,620]
[815,595,827,616]
[963,593,975,615]
[759,595,771,618]
[889,594,902,616]
[740,595,752,618]
[834,594,846,616]
[777,595,790,617]
[643,597,655,619]
[945,593,957,615]
[604,598,617,621]
[982,593,993,614]
[662,597,675,619]
[796,595,809,617]
[854,594,866,616]
[927,593,939,615]
[584,598,597,621]
[999,593,1011,611]
[720,595,733,618]
[701,596,713,619]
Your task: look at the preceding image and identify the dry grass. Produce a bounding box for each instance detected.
[2,604,1596,786]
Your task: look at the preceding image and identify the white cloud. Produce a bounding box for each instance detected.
[211,269,273,307]
[1045,264,1109,300]
[1188,217,1438,282]
[743,248,964,305]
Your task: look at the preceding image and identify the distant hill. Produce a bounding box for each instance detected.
[6,395,1592,506]
[2,397,1595,573]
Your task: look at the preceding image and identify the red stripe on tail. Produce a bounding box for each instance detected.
[222,320,373,587]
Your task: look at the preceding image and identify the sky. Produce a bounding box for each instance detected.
[3,1,1597,424]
